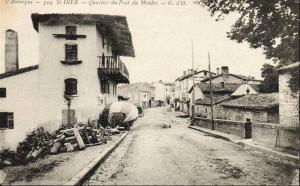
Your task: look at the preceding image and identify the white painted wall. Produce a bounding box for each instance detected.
[0,70,39,148]
[37,23,104,131]
[152,82,166,101]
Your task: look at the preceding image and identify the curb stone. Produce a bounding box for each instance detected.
[188,126,299,163]
[63,131,129,186]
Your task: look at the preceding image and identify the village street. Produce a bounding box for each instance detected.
[85,107,298,185]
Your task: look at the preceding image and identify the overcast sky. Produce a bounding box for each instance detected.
[0,2,271,83]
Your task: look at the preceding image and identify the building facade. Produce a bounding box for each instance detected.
[174,69,216,114]
[0,13,135,149]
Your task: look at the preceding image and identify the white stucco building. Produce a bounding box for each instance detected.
[152,80,166,106]
[0,13,135,149]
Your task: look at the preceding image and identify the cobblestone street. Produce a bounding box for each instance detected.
[85,107,298,185]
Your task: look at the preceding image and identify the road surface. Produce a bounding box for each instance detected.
[85,107,298,185]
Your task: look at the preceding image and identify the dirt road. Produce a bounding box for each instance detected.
[85,107,298,185]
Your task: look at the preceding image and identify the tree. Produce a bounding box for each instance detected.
[258,63,279,93]
[201,0,299,65]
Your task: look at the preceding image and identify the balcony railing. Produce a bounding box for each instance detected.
[98,56,129,83]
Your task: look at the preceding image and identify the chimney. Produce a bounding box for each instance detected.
[159,80,162,83]
[216,68,220,75]
[183,71,186,76]
[5,29,19,72]
[221,66,229,75]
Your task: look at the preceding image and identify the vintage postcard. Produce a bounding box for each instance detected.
[0,0,299,185]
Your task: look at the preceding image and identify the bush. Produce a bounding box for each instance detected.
[15,127,54,164]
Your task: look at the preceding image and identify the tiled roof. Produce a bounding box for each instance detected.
[221,93,279,110]
[0,65,39,80]
[198,83,241,93]
[195,95,231,106]
[31,13,135,57]
[201,73,262,83]
[175,70,216,81]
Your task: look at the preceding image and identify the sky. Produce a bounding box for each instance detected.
[0,1,272,83]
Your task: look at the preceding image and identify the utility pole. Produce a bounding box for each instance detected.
[208,52,214,130]
[191,40,196,124]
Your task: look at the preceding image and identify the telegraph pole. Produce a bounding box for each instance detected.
[191,40,196,124]
[208,52,214,130]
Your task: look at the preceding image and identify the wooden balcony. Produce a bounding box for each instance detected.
[98,56,129,83]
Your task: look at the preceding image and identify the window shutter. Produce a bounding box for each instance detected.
[7,113,14,129]
[0,113,7,128]
[65,78,78,96]
[0,88,6,98]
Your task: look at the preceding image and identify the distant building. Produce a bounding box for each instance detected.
[174,69,216,115]
[163,82,175,105]
[0,13,135,149]
[118,82,153,108]
[152,80,166,106]
[186,66,262,117]
[201,66,262,85]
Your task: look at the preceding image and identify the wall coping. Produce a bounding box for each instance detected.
[194,117,244,125]
[253,122,300,130]
[194,117,300,130]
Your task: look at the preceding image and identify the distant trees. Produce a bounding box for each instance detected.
[258,64,279,93]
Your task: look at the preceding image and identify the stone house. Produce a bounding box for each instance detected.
[190,66,261,117]
[221,93,279,123]
[201,66,262,85]
[0,13,135,149]
[194,95,231,119]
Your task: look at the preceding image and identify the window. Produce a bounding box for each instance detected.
[0,88,6,98]
[101,80,110,94]
[65,78,78,96]
[0,112,14,129]
[66,26,77,35]
[65,44,78,61]
[221,82,225,88]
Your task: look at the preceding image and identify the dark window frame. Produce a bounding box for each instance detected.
[66,26,77,35]
[64,78,78,96]
[0,112,14,129]
[101,79,110,94]
[0,88,6,98]
[65,43,78,62]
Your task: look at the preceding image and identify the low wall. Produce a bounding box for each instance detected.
[252,123,300,150]
[194,117,300,150]
[194,117,245,138]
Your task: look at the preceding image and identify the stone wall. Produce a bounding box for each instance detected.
[278,72,299,125]
[194,117,245,138]
[194,117,299,150]
[252,123,299,150]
